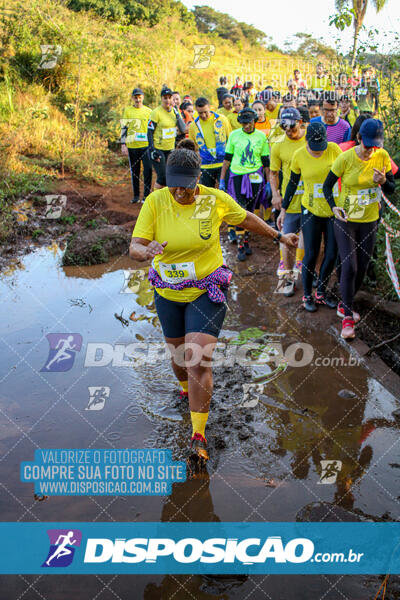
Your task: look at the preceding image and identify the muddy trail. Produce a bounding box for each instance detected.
[1,164,400,598]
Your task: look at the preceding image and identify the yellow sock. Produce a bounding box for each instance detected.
[279,248,283,261]
[191,411,209,438]
[264,207,272,221]
[179,380,188,393]
[296,247,305,262]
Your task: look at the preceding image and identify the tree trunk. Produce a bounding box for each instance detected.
[350,19,362,68]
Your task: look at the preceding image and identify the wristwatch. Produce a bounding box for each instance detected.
[276,232,282,241]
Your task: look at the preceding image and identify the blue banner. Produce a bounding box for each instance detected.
[0,522,400,574]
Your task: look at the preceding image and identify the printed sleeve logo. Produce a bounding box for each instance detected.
[42,529,81,567]
[40,333,82,372]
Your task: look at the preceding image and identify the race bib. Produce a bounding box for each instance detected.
[249,172,262,183]
[314,182,339,199]
[162,127,176,140]
[357,187,381,206]
[294,180,304,195]
[135,132,148,141]
[358,88,368,96]
[158,261,197,284]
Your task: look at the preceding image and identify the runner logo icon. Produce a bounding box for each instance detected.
[42,529,82,567]
[40,333,82,372]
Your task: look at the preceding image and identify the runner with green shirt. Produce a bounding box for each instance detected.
[188,97,231,188]
[271,108,306,297]
[322,119,395,339]
[129,147,297,467]
[220,107,270,259]
[121,88,152,203]
[147,87,186,189]
[282,122,342,312]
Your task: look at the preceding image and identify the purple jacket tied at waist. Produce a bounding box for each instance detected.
[148,265,232,303]
[227,166,270,210]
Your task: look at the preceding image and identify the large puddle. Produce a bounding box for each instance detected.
[1,244,399,598]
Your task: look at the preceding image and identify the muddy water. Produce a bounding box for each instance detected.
[1,245,399,599]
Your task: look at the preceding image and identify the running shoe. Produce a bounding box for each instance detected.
[244,241,253,256]
[336,301,360,323]
[188,433,209,466]
[281,274,296,297]
[302,295,317,312]
[341,317,356,340]
[237,245,246,261]
[131,197,140,204]
[314,292,337,309]
[276,260,285,277]
[312,271,319,288]
[294,260,303,274]
[228,229,237,244]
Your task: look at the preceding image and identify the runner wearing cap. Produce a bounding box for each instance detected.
[130,147,298,467]
[271,107,307,297]
[218,93,234,118]
[121,88,152,203]
[311,91,351,144]
[188,97,231,188]
[323,119,395,339]
[227,97,245,130]
[147,87,186,189]
[283,121,342,312]
[220,107,270,257]
[216,76,229,108]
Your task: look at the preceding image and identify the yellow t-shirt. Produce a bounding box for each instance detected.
[148,106,178,151]
[188,114,231,169]
[227,112,240,130]
[270,132,307,214]
[122,105,152,149]
[218,107,233,118]
[309,75,334,92]
[132,184,247,302]
[266,103,282,123]
[331,147,391,223]
[291,142,342,217]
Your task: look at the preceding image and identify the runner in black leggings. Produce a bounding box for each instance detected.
[323,118,395,340]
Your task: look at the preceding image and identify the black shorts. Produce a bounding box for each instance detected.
[154,289,228,339]
[151,149,171,186]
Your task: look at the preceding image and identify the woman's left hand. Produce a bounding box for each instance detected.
[373,167,386,185]
[281,233,298,248]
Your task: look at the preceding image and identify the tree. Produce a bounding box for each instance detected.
[192,5,266,45]
[334,0,388,67]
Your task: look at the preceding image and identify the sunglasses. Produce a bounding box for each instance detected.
[280,121,297,130]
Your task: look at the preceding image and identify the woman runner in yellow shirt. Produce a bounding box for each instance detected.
[130,148,298,468]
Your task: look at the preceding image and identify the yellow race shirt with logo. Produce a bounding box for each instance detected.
[291,142,342,217]
[149,106,178,151]
[227,112,241,130]
[188,114,231,169]
[270,133,307,214]
[331,147,391,223]
[122,105,152,149]
[309,75,334,92]
[132,185,246,302]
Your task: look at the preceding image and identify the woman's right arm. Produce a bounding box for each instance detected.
[130,237,167,261]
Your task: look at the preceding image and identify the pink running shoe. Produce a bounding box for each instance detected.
[337,301,360,324]
[341,317,356,340]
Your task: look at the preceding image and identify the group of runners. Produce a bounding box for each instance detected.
[124,64,396,467]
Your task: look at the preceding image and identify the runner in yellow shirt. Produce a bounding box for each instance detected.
[147,87,186,189]
[322,118,395,339]
[227,97,245,130]
[218,93,234,117]
[121,88,152,203]
[282,121,342,312]
[130,147,298,468]
[270,108,307,296]
[188,96,231,188]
